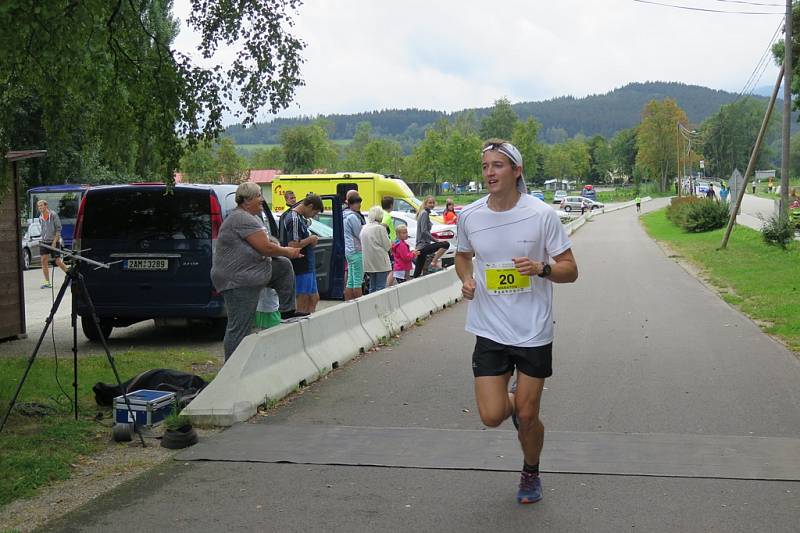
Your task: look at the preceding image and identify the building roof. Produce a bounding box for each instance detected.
[173,169,281,184]
[5,150,47,162]
[248,169,281,183]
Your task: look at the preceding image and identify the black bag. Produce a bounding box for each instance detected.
[93,368,208,407]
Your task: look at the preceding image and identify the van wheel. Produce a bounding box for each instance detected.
[23,249,31,270]
[564,205,572,212]
[81,316,113,342]
[210,318,227,340]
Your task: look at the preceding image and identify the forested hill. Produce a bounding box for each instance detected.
[226,81,754,144]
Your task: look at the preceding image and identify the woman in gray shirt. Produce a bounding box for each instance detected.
[413,196,449,278]
[211,183,301,361]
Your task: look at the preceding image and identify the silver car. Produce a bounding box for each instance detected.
[21,220,42,270]
[560,196,604,212]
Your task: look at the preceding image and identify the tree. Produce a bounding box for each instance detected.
[443,130,482,184]
[700,98,777,179]
[407,127,448,183]
[180,142,218,183]
[250,146,285,170]
[341,122,373,170]
[0,0,306,187]
[281,123,338,174]
[610,128,638,179]
[480,98,519,140]
[511,118,544,180]
[636,98,688,191]
[216,139,246,184]
[587,135,613,183]
[362,139,403,174]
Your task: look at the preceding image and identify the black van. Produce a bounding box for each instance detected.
[74,184,344,341]
[73,184,237,340]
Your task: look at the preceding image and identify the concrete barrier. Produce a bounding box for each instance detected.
[425,267,461,310]
[396,274,438,322]
[300,301,372,373]
[356,286,408,344]
[183,322,319,426]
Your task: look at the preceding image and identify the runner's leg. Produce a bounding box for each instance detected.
[513,372,546,466]
[473,373,513,427]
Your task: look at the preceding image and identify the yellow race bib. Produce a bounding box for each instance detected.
[485,262,531,295]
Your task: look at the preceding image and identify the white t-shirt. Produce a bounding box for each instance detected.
[456,194,572,347]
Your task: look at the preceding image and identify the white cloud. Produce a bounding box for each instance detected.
[172,0,785,124]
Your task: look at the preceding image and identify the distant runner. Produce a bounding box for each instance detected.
[456,139,578,504]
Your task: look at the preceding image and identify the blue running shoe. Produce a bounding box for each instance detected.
[517,472,542,504]
[509,379,519,430]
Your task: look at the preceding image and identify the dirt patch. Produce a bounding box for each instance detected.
[0,427,218,533]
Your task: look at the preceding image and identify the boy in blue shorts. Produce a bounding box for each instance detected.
[280,194,323,313]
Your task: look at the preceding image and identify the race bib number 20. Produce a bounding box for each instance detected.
[485,262,531,295]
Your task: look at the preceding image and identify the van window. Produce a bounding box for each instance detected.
[29,192,81,222]
[82,188,211,240]
[394,199,417,213]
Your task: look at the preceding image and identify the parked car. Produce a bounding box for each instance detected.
[553,190,568,204]
[390,211,457,266]
[580,185,597,200]
[73,183,343,341]
[530,190,545,201]
[560,196,605,212]
[21,220,42,270]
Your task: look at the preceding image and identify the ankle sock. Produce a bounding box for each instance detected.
[523,462,539,476]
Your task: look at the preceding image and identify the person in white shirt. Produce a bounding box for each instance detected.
[455,139,578,504]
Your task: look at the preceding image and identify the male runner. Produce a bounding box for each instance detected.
[455,140,578,504]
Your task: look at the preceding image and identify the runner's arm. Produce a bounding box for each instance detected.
[456,251,476,299]
[512,249,578,283]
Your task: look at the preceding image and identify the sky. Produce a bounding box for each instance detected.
[172,0,787,125]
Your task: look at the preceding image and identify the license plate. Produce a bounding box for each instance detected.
[124,259,168,271]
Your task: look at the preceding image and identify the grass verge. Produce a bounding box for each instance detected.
[0,350,218,508]
[641,208,800,353]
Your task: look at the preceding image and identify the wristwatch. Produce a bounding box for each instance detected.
[538,262,551,278]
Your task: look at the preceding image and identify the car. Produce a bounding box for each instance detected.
[389,211,457,266]
[530,190,545,201]
[553,190,568,204]
[580,185,597,200]
[21,220,42,270]
[73,183,343,341]
[560,196,604,212]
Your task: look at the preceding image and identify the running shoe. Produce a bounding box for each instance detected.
[40,282,52,289]
[509,379,519,430]
[517,472,542,504]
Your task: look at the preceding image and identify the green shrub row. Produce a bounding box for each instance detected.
[666,196,729,233]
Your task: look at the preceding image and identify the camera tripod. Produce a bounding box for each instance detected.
[0,244,145,447]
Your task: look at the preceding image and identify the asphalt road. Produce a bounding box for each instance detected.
[40,199,800,532]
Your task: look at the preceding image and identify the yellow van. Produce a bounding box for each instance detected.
[272,173,422,214]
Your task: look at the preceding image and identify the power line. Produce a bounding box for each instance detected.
[734,17,784,101]
[713,0,783,7]
[633,0,784,14]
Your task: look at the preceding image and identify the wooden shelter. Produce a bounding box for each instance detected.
[0,150,46,340]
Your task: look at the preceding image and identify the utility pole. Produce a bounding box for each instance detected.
[781,0,793,218]
[720,65,784,249]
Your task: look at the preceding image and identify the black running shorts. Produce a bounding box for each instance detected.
[40,241,61,259]
[471,336,553,378]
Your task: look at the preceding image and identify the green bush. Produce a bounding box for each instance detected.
[761,213,795,249]
[666,196,702,227]
[681,200,730,233]
[666,197,729,233]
